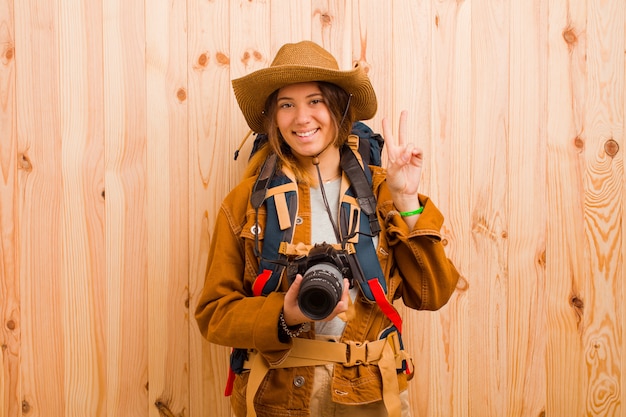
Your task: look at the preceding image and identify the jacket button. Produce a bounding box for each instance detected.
[293,375,305,387]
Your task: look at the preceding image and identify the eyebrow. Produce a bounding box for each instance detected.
[277,92,324,102]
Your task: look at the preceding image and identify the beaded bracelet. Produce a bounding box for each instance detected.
[399,206,423,217]
[279,312,306,338]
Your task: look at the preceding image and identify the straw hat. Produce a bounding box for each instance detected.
[232,41,377,134]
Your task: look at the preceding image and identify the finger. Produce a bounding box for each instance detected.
[328,281,350,317]
[285,274,303,305]
[382,117,400,162]
[382,117,392,143]
[397,110,408,146]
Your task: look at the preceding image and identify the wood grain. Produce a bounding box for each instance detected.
[103,0,149,415]
[546,0,589,414]
[14,1,65,416]
[0,0,625,416]
[145,0,189,416]
[581,0,624,414]
[469,1,510,415]
[508,0,548,415]
[0,0,18,415]
[187,0,232,415]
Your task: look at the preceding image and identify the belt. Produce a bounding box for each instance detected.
[244,332,408,417]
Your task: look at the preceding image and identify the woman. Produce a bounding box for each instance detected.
[195,40,460,417]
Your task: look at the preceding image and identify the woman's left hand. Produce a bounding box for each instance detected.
[382,110,423,209]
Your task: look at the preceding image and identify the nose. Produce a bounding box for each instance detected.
[294,106,311,125]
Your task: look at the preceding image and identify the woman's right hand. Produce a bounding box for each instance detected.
[282,274,350,326]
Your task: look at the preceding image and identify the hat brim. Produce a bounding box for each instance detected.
[232,63,377,134]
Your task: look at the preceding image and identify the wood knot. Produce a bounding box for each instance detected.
[19,153,32,172]
[6,320,16,330]
[537,250,546,267]
[604,139,619,157]
[22,400,31,414]
[320,13,332,26]
[242,49,263,66]
[154,401,175,417]
[216,52,230,66]
[570,295,584,310]
[573,136,585,151]
[562,28,578,47]
[4,45,14,61]
[176,88,187,102]
[197,53,209,67]
[455,275,469,292]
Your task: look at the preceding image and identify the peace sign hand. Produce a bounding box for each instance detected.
[382,110,423,212]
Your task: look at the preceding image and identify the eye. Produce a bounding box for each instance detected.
[311,98,324,105]
[279,102,293,109]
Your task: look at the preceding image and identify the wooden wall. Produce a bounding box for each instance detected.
[1,0,625,416]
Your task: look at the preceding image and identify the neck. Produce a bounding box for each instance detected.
[307,148,341,186]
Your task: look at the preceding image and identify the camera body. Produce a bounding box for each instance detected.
[285,243,353,320]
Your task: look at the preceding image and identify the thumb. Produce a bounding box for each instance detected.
[285,274,303,306]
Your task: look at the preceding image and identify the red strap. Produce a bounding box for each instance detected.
[368,278,402,334]
[225,362,236,396]
[230,271,272,394]
[252,269,272,297]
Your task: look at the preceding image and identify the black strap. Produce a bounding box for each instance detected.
[340,146,381,236]
[251,153,277,209]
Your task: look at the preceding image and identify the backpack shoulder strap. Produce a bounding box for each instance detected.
[340,144,381,236]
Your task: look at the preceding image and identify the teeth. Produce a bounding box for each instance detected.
[296,129,318,137]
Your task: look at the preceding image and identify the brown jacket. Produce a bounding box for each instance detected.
[195,165,460,417]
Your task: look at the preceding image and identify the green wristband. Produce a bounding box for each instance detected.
[399,206,423,217]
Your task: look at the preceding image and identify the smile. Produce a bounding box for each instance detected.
[295,128,319,138]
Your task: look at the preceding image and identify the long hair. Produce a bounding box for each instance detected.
[243,82,356,183]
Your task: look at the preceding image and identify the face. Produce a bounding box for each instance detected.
[275,82,336,161]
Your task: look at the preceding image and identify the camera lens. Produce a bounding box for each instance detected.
[298,262,344,320]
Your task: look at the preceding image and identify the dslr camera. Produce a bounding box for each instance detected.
[285,243,354,320]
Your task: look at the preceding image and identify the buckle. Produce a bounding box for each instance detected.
[346,341,367,366]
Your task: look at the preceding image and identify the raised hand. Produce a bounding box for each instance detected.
[382,110,423,212]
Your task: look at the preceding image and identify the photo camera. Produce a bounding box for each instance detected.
[285,243,355,320]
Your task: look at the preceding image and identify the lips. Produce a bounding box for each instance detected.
[295,128,319,138]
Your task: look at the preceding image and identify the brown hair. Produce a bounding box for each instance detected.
[243,82,356,184]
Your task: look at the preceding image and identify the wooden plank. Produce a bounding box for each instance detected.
[229,1,271,183]
[351,0,392,130]
[424,0,472,415]
[57,0,106,415]
[580,0,624,414]
[469,0,510,415]
[187,0,232,416]
[270,0,311,52]
[507,0,548,415]
[0,0,18,416]
[311,0,352,67]
[145,0,189,416]
[14,1,65,415]
[545,0,588,414]
[622,6,626,415]
[102,0,148,415]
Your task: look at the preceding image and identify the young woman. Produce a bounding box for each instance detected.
[195,40,460,417]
